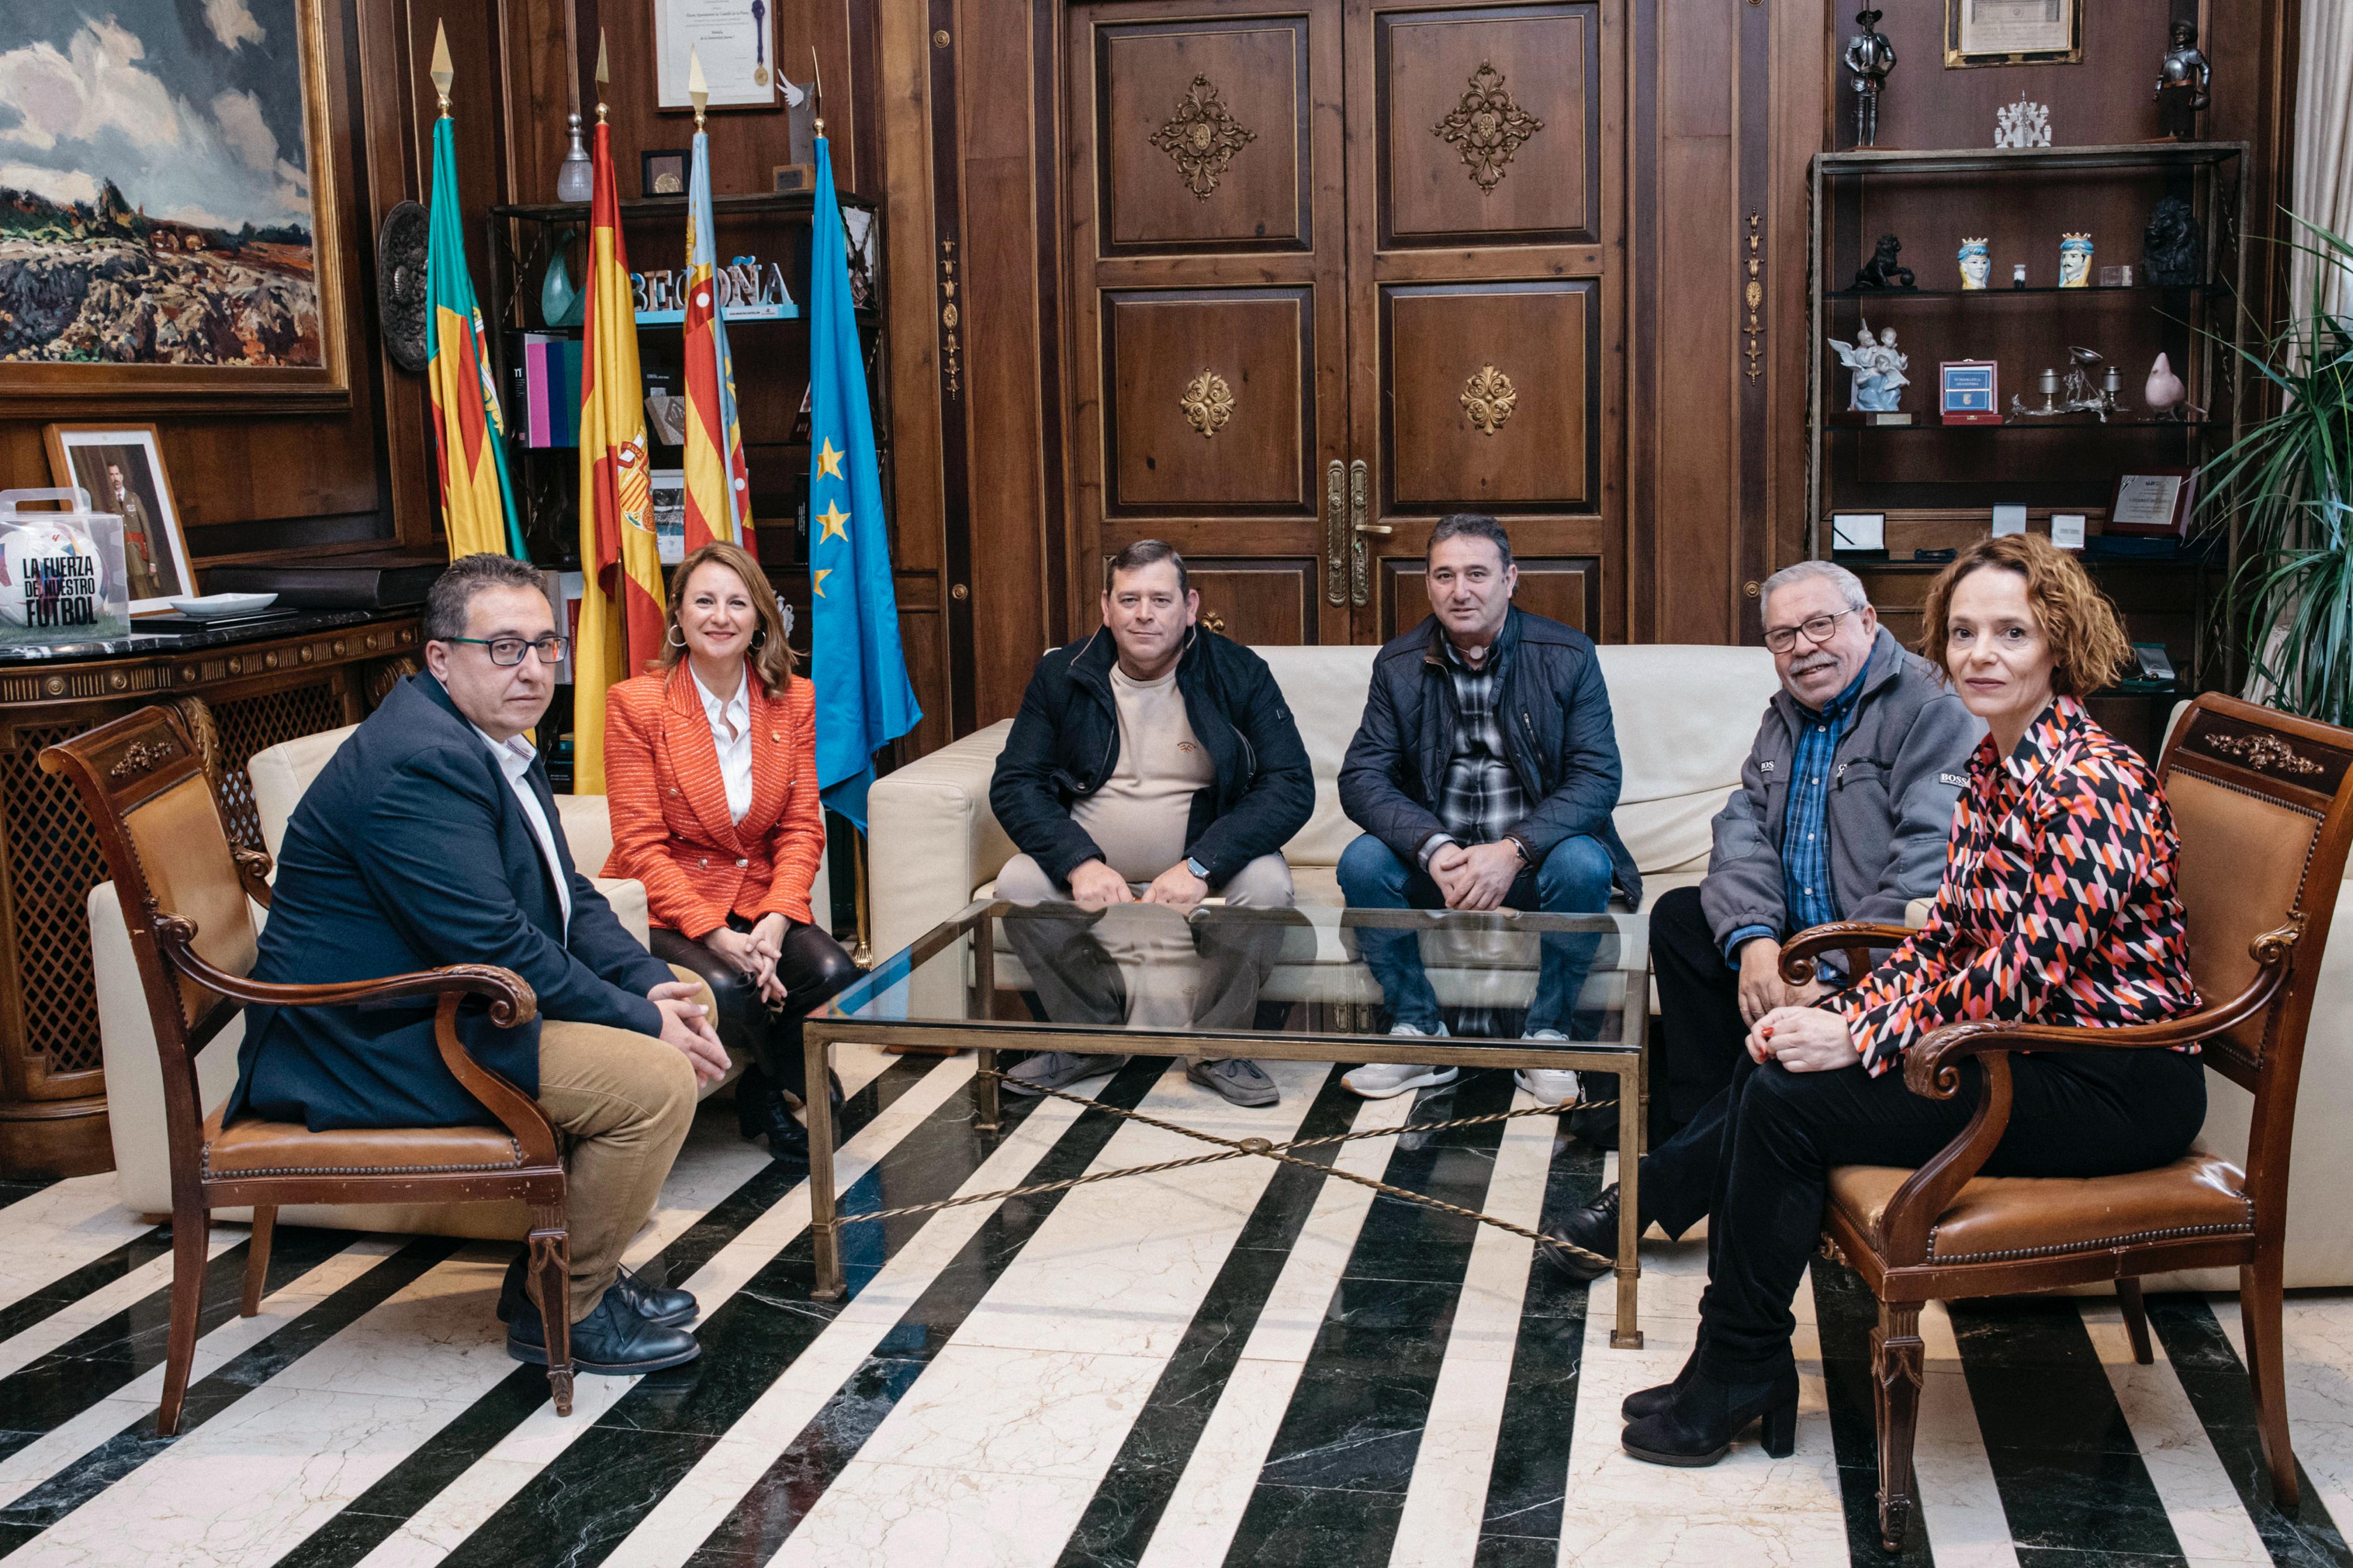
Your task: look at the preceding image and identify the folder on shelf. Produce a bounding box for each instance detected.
[523,333,584,448]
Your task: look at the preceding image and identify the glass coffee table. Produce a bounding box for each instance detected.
[801,899,1652,1346]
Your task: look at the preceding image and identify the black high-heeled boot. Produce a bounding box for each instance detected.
[1621,1360,1799,1467]
[1622,1334,1705,1423]
[733,1067,812,1170]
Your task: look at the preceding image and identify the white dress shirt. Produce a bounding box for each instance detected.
[473,725,572,936]
[692,666,755,823]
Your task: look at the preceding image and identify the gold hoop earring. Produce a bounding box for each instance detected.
[666,625,687,649]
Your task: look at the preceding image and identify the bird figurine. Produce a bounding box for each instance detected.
[2144,352,2187,418]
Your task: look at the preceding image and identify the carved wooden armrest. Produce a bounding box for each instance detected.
[1777,921,1915,986]
[231,846,275,909]
[154,914,555,1163]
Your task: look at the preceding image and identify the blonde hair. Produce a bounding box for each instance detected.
[661,542,797,697]
[1918,533,2133,697]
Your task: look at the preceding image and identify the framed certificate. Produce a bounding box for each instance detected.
[2108,469,2199,538]
[655,0,778,110]
[1945,0,2083,68]
[1940,360,2001,425]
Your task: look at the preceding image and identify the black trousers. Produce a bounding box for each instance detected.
[1632,885,1752,1238]
[650,918,860,1101]
[1697,1043,2206,1379]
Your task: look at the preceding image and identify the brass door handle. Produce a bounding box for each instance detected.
[1324,460,1347,606]
[1354,521,1394,534]
[1348,459,1372,606]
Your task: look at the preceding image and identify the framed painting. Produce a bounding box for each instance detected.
[42,424,197,611]
[0,0,350,412]
[1944,0,2084,68]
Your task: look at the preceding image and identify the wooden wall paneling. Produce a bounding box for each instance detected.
[1769,0,1829,587]
[1184,561,1320,645]
[1378,555,1601,641]
[955,0,1050,726]
[1032,0,1075,649]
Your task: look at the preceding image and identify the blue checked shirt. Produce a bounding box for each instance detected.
[1723,662,1870,967]
[1420,636,1527,866]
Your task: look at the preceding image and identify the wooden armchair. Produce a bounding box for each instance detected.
[41,706,579,1429]
[1781,692,2353,1552]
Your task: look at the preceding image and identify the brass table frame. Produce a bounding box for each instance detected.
[803,902,1650,1348]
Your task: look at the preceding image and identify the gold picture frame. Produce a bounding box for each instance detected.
[0,0,351,414]
[1944,0,2084,68]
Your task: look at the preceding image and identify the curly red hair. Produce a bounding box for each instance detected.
[1917,533,2134,697]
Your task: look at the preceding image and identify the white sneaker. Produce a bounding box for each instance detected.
[1344,1023,1457,1099]
[1515,1029,1579,1107]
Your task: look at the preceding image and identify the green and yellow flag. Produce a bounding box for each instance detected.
[424,103,523,559]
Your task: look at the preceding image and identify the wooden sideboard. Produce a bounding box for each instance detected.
[0,610,423,1178]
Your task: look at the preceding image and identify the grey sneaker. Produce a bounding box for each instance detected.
[1003,1051,1130,1096]
[1187,1057,1279,1107]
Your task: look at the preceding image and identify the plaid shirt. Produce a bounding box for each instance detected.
[1723,663,1868,965]
[1835,696,2199,1075]
[1426,636,1527,860]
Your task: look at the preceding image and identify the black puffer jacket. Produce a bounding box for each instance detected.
[1338,608,1640,904]
[988,626,1315,886]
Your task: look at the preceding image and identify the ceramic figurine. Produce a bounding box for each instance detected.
[1830,319,1909,412]
[1994,97,2052,149]
[2141,196,2204,287]
[2059,234,2094,289]
[1851,234,1916,291]
[1843,8,1896,149]
[2156,21,2212,141]
[1958,237,1991,290]
[2145,353,2188,417]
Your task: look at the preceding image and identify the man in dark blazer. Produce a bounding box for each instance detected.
[1337,513,1635,1104]
[228,554,728,1375]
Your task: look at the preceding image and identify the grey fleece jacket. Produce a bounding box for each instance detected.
[1699,626,1985,954]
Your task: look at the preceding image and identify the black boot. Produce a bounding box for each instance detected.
[1621,1360,1799,1467]
[1622,1334,1704,1422]
[1540,1182,1629,1285]
[735,1068,812,1170]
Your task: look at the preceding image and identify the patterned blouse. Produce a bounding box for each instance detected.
[1836,695,2200,1075]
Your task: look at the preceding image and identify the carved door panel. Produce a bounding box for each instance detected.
[1343,0,1620,642]
[1066,0,1353,642]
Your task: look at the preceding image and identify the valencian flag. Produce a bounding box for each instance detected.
[680,115,753,548]
[808,134,920,827]
[424,111,524,558]
[570,107,665,794]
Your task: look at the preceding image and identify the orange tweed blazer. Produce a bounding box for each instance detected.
[601,660,825,936]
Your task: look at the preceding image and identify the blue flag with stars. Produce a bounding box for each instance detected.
[808,135,920,828]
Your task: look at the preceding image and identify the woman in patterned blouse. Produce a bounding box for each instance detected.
[1622,533,2204,1468]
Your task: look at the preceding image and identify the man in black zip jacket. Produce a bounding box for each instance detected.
[988,541,1315,1105]
[1336,513,1637,1104]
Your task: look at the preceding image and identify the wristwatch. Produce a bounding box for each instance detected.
[1185,856,1212,880]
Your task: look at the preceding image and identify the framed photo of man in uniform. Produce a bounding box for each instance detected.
[42,424,195,612]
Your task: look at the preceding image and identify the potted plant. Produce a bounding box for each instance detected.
[2200,216,2353,725]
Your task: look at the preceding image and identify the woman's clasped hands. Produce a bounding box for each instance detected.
[704,913,794,1007]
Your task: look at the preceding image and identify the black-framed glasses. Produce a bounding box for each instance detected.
[444,635,571,667]
[1762,609,1856,654]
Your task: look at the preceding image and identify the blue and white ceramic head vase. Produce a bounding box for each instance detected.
[2058,233,2095,288]
[1958,238,1991,290]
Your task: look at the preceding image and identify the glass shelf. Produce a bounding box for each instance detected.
[1824,283,2224,300]
[1815,141,2244,178]
[490,191,876,223]
[1821,418,2217,433]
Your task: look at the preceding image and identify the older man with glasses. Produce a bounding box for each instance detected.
[222,554,728,1377]
[1541,560,1983,1277]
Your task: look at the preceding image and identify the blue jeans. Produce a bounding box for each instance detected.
[1335,832,1614,1036]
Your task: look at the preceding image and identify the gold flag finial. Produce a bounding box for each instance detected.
[810,46,825,137]
[430,20,453,115]
[688,45,708,127]
[594,29,610,123]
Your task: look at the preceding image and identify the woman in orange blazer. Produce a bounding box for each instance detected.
[603,541,857,1167]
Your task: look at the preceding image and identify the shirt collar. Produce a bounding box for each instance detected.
[1803,660,1872,722]
[691,664,752,727]
[471,724,537,781]
[1975,694,2080,788]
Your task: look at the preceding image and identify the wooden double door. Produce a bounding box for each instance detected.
[1066,0,1622,645]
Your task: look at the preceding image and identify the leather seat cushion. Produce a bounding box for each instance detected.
[1827,1147,2253,1265]
[202,1107,526,1180]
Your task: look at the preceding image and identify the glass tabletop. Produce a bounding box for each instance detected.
[818,899,1649,1052]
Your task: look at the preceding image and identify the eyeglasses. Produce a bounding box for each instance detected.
[1762,608,1857,654]
[443,635,571,667]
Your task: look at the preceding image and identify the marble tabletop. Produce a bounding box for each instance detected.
[0,607,405,666]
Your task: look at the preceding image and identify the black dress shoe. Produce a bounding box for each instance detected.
[610,1264,697,1327]
[1540,1183,1622,1284]
[507,1285,701,1373]
[1621,1362,1799,1467]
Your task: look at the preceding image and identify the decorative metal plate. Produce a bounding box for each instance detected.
[377,200,429,375]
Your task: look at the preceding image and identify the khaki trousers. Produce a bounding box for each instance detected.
[531,964,710,1323]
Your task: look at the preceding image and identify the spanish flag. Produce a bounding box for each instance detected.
[571,113,665,794]
[424,112,523,559]
[680,124,752,549]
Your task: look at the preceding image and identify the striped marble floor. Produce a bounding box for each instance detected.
[1,1048,2347,1568]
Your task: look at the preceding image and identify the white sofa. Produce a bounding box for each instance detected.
[868,643,2353,1289]
[90,722,828,1237]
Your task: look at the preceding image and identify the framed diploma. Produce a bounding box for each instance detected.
[2108,469,2199,538]
[655,0,777,110]
[1944,0,2083,69]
